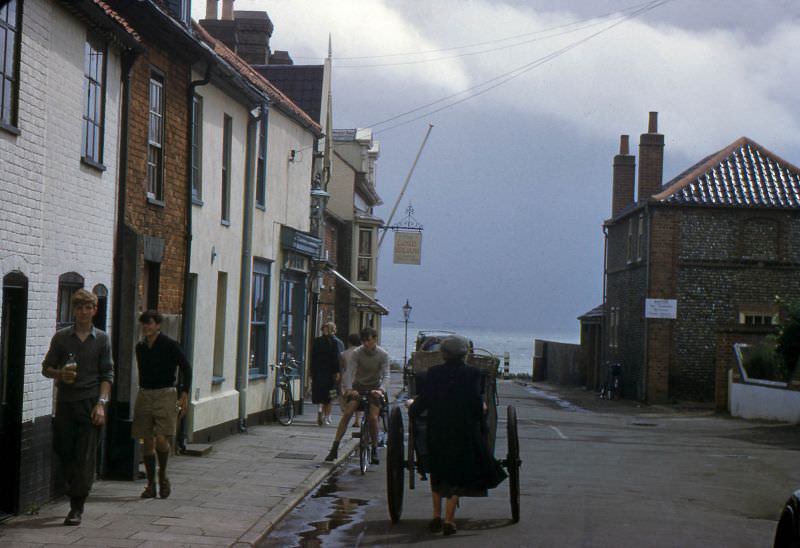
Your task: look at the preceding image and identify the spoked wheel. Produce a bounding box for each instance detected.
[506,405,521,523]
[273,385,294,426]
[386,406,405,524]
[359,415,371,475]
[407,409,416,490]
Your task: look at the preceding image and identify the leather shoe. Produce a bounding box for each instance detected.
[64,509,82,526]
[443,522,457,536]
[428,517,443,533]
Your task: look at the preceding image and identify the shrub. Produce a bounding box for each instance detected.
[776,300,800,378]
[742,339,787,381]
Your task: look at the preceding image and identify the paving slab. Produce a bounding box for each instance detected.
[0,398,368,547]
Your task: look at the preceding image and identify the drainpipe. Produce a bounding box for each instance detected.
[601,224,608,390]
[643,202,651,402]
[178,64,212,449]
[235,102,266,433]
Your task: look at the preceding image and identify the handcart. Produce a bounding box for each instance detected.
[386,332,521,524]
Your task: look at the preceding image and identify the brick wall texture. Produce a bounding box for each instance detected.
[607,203,800,403]
[1,0,121,512]
[124,46,189,316]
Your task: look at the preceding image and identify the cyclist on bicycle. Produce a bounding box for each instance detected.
[324,327,389,464]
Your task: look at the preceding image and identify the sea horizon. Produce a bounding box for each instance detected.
[378,323,579,376]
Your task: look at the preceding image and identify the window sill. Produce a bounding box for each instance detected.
[221,219,231,227]
[81,156,107,172]
[147,196,165,207]
[248,370,268,381]
[211,375,225,385]
[0,121,20,136]
[192,196,204,206]
[255,203,266,211]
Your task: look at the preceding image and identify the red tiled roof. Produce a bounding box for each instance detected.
[92,0,141,42]
[655,137,800,208]
[193,22,321,136]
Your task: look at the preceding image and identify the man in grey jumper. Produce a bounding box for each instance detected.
[325,326,389,463]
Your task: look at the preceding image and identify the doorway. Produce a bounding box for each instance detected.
[0,272,27,516]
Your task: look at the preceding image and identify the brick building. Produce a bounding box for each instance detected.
[602,112,800,403]
[0,0,139,515]
[103,0,203,478]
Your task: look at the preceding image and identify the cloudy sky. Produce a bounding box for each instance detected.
[193,0,800,341]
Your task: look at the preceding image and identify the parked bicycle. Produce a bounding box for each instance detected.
[600,362,622,400]
[271,357,299,425]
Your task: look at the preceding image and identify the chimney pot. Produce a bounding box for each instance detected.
[648,111,658,133]
[619,135,629,155]
[205,0,218,20]
[222,0,234,20]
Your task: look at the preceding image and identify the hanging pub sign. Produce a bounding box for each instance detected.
[393,231,422,265]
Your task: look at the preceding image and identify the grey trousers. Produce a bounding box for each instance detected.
[53,399,98,498]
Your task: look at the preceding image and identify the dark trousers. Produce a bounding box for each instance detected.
[53,399,98,498]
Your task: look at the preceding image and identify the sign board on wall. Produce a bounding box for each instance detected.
[645,298,677,319]
[393,231,422,265]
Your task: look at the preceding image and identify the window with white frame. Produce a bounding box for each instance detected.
[0,1,20,129]
[249,260,271,376]
[357,228,373,282]
[256,118,266,208]
[626,219,634,263]
[81,35,106,165]
[221,114,232,223]
[190,94,202,201]
[636,214,644,261]
[147,73,165,201]
[57,272,85,329]
[609,306,619,349]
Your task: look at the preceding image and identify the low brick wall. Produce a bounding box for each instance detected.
[534,340,581,385]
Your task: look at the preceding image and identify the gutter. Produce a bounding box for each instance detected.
[643,201,652,402]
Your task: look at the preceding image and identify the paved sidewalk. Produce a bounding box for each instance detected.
[0,397,373,547]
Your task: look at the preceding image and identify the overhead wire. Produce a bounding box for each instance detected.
[291,0,665,63]
[369,0,670,134]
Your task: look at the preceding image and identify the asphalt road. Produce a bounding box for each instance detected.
[263,380,800,547]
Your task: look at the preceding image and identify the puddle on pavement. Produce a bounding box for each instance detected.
[260,468,370,547]
[525,386,589,412]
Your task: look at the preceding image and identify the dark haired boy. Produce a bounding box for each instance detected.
[132,310,191,499]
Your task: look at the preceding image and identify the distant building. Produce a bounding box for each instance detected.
[598,112,800,403]
[328,129,389,339]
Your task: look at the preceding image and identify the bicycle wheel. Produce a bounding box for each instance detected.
[273,384,294,426]
[507,405,521,523]
[359,414,370,474]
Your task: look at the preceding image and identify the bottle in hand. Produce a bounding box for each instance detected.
[63,353,78,384]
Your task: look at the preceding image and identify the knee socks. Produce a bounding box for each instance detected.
[156,449,169,480]
[143,454,156,485]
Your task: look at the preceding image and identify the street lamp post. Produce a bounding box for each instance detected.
[402,299,412,392]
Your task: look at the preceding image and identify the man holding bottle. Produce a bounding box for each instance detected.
[42,289,113,526]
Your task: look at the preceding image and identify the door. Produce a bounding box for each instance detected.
[0,272,27,516]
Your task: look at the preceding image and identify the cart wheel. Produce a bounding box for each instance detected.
[407,410,416,490]
[507,405,521,523]
[386,406,405,524]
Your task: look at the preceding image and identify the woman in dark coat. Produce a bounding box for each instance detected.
[410,335,506,535]
[310,322,342,425]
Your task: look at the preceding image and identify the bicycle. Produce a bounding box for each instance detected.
[601,362,622,400]
[272,358,299,426]
[355,392,388,474]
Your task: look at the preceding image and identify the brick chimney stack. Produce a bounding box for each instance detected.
[611,135,635,217]
[637,111,664,202]
[200,7,275,66]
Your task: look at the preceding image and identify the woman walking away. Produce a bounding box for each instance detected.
[409,335,506,535]
[310,322,342,425]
